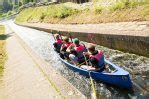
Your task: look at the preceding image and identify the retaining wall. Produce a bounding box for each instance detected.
[16,23,149,57]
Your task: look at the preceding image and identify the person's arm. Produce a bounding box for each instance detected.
[66,44,74,52]
[83,51,91,56]
[89,58,99,69]
[60,44,64,51]
[60,42,66,52]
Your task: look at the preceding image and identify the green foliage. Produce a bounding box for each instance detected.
[19,1,23,6]
[16,4,80,23]
[7,10,13,15]
[109,0,149,12]
[0,6,3,15]
[15,2,149,23]
[1,10,15,18]
[128,1,149,8]
[94,6,103,14]
[3,0,13,12]
[40,13,46,20]
[16,7,34,22]
[109,2,126,12]
[47,5,79,18]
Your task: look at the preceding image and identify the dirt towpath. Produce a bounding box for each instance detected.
[0,24,86,99]
[20,21,149,37]
[1,25,62,99]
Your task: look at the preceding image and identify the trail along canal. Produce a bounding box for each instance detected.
[5,20,149,99]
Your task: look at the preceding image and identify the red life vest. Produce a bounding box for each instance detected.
[75,44,85,53]
[64,42,72,48]
[75,44,86,58]
[90,50,104,67]
[56,39,62,45]
[90,50,103,61]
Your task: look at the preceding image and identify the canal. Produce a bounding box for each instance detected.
[6,20,149,99]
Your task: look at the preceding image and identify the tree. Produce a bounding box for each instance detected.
[3,0,13,12]
[0,6,3,17]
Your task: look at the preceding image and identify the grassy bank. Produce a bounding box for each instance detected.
[0,25,6,76]
[16,1,149,24]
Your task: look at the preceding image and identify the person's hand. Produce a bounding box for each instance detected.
[83,52,87,55]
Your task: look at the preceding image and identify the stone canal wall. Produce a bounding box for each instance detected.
[16,22,149,57]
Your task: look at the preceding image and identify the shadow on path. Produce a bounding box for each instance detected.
[0,32,13,40]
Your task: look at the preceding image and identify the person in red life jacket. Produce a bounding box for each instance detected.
[81,44,105,71]
[67,38,87,65]
[53,34,63,53]
[60,37,72,59]
[60,37,72,52]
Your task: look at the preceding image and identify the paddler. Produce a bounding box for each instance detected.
[53,34,63,53]
[60,37,72,59]
[81,44,105,71]
[66,38,87,65]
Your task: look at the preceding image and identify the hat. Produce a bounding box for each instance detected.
[73,38,79,44]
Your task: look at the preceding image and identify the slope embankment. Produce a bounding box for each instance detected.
[15,2,149,24]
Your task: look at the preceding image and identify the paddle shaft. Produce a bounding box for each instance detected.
[83,55,97,99]
[89,71,97,99]
[69,33,73,43]
[83,54,89,66]
[58,31,63,40]
[52,32,56,41]
[77,58,90,67]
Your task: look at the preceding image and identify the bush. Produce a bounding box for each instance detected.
[94,6,103,14]
[128,1,149,8]
[47,5,79,18]
[40,13,46,20]
[109,2,126,12]
[56,6,78,18]
[7,11,12,16]
[109,1,148,12]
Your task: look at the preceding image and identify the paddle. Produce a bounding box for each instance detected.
[77,58,90,67]
[83,55,97,99]
[69,33,73,43]
[51,31,56,41]
[58,31,63,40]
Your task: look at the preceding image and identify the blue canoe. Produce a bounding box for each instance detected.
[58,55,133,89]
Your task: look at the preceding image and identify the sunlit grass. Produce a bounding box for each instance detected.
[15,1,149,24]
[0,25,7,76]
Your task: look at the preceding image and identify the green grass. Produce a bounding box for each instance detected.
[109,1,149,12]
[15,2,149,24]
[0,10,16,18]
[109,2,126,12]
[0,25,6,76]
[16,5,80,23]
[94,6,103,14]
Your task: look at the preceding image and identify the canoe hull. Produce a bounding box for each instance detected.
[59,57,132,89]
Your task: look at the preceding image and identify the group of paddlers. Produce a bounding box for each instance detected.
[53,33,105,71]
